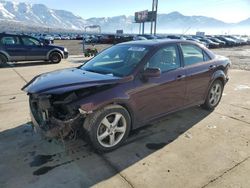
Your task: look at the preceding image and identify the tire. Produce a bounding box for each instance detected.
[201,79,224,111]
[83,104,131,152]
[0,54,7,65]
[49,52,62,64]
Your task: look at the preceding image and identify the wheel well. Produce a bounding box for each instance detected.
[113,102,134,129]
[0,53,8,61]
[215,77,225,86]
[49,51,63,58]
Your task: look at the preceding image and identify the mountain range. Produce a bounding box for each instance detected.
[0,0,249,34]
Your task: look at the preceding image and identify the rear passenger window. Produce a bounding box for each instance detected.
[146,45,180,72]
[1,36,20,45]
[181,44,207,66]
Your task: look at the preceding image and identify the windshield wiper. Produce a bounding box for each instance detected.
[85,69,111,75]
[84,69,123,77]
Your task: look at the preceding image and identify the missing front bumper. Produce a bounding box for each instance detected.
[30,109,84,140]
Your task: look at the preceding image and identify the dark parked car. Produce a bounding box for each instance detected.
[215,36,236,47]
[186,37,209,47]
[139,34,158,40]
[198,38,219,48]
[99,35,116,44]
[166,35,184,40]
[22,40,230,152]
[208,37,226,47]
[0,33,68,65]
[114,35,134,44]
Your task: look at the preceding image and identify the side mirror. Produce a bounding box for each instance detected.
[142,68,161,78]
[40,42,44,46]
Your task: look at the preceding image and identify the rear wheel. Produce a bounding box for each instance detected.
[83,105,131,152]
[202,80,224,110]
[49,52,62,64]
[0,54,7,65]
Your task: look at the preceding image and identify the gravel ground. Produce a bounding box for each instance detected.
[212,46,250,71]
[54,40,250,71]
[54,40,112,56]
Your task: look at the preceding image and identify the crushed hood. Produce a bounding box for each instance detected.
[22,68,124,95]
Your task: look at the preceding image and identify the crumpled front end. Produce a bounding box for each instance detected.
[29,93,84,140]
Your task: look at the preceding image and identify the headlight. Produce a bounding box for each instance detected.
[64,48,68,52]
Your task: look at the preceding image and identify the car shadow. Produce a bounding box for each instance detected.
[0,106,211,187]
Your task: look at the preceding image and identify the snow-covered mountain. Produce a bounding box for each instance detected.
[0,0,249,33]
[0,1,86,29]
[85,12,241,33]
[239,18,250,26]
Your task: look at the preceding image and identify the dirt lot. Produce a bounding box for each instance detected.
[0,43,250,188]
[213,46,250,71]
[54,40,112,56]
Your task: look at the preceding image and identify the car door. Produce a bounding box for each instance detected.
[132,44,186,123]
[180,43,215,106]
[0,35,26,61]
[20,36,48,60]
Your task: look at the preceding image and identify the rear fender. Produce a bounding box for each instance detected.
[211,69,227,85]
[203,70,227,100]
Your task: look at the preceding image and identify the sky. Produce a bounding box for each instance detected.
[14,0,250,23]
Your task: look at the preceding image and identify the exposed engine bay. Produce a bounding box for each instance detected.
[29,85,112,141]
[29,93,83,140]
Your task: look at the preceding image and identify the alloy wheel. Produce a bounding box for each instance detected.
[52,55,59,62]
[97,112,127,148]
[209,83,222,107]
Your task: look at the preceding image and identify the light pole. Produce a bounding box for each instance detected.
[150,0,154,34]
[150,0,158,35]
[154,0,158,35]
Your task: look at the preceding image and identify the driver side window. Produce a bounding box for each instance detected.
[146,45,180,72]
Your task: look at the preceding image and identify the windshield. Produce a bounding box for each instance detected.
[81,45,148,77]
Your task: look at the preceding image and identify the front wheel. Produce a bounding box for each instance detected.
[49,52,62,64]
[202,80,224,110]
[0,54,7,65]
[83,105,131,152]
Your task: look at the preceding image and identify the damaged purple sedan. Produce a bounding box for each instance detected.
[22,40,230,152]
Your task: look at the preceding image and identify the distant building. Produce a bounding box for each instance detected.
[196,32,205,37]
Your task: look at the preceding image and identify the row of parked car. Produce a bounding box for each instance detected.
[133,34,250,48]
[15,31,250,49]
[83,34,250,48]
[30,33,134,44]
[27,33,83,43]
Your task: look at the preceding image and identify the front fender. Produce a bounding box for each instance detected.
[46,48,64,59]
[77,91,130,113]
[77,94,136,129]
[73,77,135,113]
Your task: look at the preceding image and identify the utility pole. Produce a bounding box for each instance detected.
[150,0,154,35]
[142,22,145,34]
[150,0,158,35]
[154,0,158,35]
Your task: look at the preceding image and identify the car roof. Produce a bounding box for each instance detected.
[117,39,198,47]
[117,39,215,59]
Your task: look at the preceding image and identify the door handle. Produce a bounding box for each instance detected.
[177,75,186,80]
[209,65,216,70]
